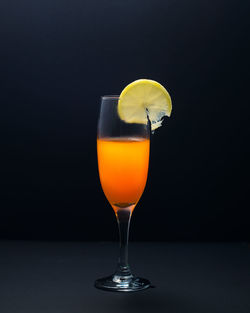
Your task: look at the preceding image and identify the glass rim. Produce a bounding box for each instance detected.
[101,95,120,100]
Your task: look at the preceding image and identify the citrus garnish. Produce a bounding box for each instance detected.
[118,79,172,131]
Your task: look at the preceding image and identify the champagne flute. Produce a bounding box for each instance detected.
[95,95,151,292]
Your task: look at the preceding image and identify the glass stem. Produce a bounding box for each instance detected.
[115,208,132,277]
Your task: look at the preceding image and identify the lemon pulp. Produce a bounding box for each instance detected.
[118,79,172,131]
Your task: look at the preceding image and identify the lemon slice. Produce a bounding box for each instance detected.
[118,79,172,131]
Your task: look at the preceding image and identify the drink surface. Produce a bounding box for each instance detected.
[97,137,150,210]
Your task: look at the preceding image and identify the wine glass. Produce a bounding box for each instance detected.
[95,95,151,292]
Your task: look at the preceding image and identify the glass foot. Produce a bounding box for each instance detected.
[95,274,151,292]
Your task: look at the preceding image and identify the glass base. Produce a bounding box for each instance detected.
[95,274,151,292]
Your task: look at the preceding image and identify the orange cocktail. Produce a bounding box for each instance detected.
[97,137,149,211]
[95,80,172,292]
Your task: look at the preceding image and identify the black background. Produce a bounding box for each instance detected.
[0,0,249,241]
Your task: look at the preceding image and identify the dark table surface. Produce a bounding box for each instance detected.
[0,241,249,313]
